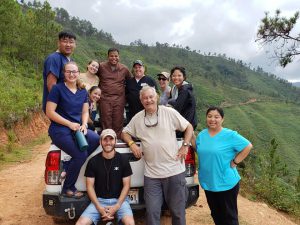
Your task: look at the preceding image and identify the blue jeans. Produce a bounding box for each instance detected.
[81,197,133,224]
[144,172,187,225]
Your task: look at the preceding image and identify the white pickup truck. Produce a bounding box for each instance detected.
[43,139,199,221]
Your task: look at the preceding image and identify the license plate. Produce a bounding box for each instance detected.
[128,189,139,204]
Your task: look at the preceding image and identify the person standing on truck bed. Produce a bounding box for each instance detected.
[97,48,132,138]
[168,66,197,138]
[76,129,135,225]
[42,31,76,113]
[121,85,193,225]
[46,61,100,199]
[125,60,158,122]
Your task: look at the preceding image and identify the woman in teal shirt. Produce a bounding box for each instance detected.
[193,106,252,225]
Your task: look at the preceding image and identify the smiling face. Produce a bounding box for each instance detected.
[140,87,158,113]
[58,37,76,57]
[101,135,116,153]
[108,51,119,66]
[206,109,224,130]
[158,75,169,89]
[171,69,185,87]
[133,64,145,79]
[87,61,99,74]
[89,88,101,103]
[64,63,79,84]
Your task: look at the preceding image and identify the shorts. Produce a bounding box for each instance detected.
[81,197,133,224]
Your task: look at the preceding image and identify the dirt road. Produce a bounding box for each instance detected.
[0,141,298,225]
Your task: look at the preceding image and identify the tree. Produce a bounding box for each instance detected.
[256,9,300,67]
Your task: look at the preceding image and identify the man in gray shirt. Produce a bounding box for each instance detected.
[121,85,193,225]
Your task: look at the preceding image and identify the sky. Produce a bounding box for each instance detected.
[42,0,300,82]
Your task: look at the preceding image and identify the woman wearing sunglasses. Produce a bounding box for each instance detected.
[157,72,171,105]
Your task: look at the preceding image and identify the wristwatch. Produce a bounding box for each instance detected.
[182,142,189,147]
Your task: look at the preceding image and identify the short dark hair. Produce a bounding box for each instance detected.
[89,86,101,94]
[58,31,76,40]
[206,106,224,118]
[170,66,186,80]
[107,48,119,55]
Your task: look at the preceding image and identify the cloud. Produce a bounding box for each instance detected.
[42,0,300,81]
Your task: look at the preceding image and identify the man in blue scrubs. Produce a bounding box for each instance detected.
[42,31,76,112]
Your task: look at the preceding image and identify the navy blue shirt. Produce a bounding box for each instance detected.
[47,83,88,135]
[125,76,158,121]
[42,52,70,112]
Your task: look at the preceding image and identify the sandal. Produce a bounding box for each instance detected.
[63,190,85,199]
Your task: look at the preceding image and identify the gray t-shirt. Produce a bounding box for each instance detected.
[159,86,171,105]
[123,106,189,178]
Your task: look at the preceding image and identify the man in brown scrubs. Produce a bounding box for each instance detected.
[98,48,132,138]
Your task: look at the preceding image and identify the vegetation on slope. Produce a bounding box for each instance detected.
[0,0,299,216]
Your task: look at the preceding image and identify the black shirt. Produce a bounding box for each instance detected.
[126,76,158,121]
[85,152,132,199]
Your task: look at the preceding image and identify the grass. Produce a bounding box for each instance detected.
[0,133,49,171]
[224,101,300,176]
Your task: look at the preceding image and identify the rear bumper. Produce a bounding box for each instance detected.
[43,183,199,219]
[43,191,90,219]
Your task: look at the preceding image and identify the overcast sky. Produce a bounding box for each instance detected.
[43,0,300,82]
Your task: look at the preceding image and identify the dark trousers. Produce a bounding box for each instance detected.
[205,182,240,225]
[50,129,99,193]
[144,172,187,225]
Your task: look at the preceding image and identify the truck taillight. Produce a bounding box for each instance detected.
[185,146,196,177]
[45,150,61,185]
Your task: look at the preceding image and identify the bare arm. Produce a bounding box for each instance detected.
[46,101,80,131]
[105,176,131,217]
[80,103,89,134]
[176,123,194,162]
[231,143,253,168]
[47,73,58,92]
[121,131,142,158]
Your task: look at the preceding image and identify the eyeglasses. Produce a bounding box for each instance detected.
[65,70,79,75]
[144,110,158,127]
[158,77,167,81]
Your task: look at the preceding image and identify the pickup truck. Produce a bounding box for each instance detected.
[43,139,199,221]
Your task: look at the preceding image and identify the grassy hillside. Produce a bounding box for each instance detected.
[1,2,299,216]
[70,37,300,177]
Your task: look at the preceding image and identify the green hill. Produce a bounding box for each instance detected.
[0,0,299,216]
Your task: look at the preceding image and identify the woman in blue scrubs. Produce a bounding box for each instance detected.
[193,106,252,225]
[46,61,99,198]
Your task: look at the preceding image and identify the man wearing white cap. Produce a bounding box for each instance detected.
[76,129,135,225]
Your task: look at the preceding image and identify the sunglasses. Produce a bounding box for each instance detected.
[158,77,167,81]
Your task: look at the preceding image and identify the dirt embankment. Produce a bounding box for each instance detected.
[0,112,49,147]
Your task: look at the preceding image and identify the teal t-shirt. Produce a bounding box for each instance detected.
[196,128,250,192]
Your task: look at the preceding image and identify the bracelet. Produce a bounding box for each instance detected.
[233,158,239,165]
[128,140,135,147]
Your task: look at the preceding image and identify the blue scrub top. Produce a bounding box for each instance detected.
[47,82,88,135]
[196,128,250,192]
[42,52,70,112]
